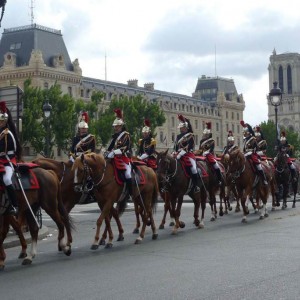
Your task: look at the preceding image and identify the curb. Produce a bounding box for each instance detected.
[4,226,50,249]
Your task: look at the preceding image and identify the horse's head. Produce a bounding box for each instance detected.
[72,153,105,193]
[228,149,245,176]
[156,149,177,184]
[276,151,288,172]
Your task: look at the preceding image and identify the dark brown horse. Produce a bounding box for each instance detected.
[227,149,273,223]
[0,167,73,269]
[72,153,158,246]
[156,150,207,234]
[33,157,125,245]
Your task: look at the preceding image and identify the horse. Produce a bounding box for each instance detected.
[156,150,207,234]
[0,166,73,269]
[274,152,299,209]
[33,157,125,245]
[72,153,159,246]
[227,149,272,222]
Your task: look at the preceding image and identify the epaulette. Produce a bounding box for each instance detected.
[150,138,156,146]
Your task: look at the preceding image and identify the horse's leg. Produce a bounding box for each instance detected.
[104,216,114,248]
[292,181,298,208]
[111,207,124,241]
[191,192,200,227]
[135,195,150,244]
[159,192,171,229]
[132,201,141,234]
[9,216,27,259]
[170,195,181,235]
[198,188,207,228]
[176,195,185,229]
[0,216,10,270]
[209,192,217,221]
[282,183,289,210]
[241,192,249,223]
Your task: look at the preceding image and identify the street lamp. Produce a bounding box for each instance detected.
[268,81,282,145]
[42,98,52,157]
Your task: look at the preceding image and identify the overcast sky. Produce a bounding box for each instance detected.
[2,0,300,125]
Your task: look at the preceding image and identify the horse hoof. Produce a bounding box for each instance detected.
[264,213,269,218]
[225,211,228,215]
[292,204,296,208]
[64,248,72,256]
[152,233,158,240]
[135,239,142,244]
[271,207,275,211]
[58,245,62,252]
[219,211,224,217]
[90,244,99,250]
[210,217,215,222]
[18,252,27,259]
[194,220,200,227]
[241,219,247,223]
[229,207,232,211]
[159,224,164,230]
[198,223,204,229]
[259,216,264,220]
[99,239,106,246]
[117,235,124,241]
[235,208,240,213]
[22,258,32,265]
[169,222,175,226]
[171,231,177,235]
[132,228,139,234]
[147,220,152,226]
[105,243,113,249]
[179,222,185,228]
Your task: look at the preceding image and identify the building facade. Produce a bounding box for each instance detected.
[0,24,245,158]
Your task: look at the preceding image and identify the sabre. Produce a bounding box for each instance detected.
[7,156,40,228]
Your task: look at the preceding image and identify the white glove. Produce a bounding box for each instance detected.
[69,156,74,163]
[203,150,209,156]
[139,153,148,160]
[113,149,122,155]
[177,149,186,160]
[244,151,252,157]
[107,151,114,158]
[256,151,263,156]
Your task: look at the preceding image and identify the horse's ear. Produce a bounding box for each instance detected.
[91,154,97,161]
[164,149,169,155]
[80,154,84,162]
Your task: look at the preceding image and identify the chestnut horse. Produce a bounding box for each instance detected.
[33,157,125,245]
[156,150,207,234]
[0,167,73,269]
[72,153,159,246]
[227,149,273,223]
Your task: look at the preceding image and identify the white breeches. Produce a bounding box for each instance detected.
[256,164,263,171]
[3,165,13,186]
[125,163,132,179]
[213,162,220,170]
[290,163,296,170]
[188,157,197,174]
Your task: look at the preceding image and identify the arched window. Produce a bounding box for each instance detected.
[287,65,292,94]
[278,65,284,92]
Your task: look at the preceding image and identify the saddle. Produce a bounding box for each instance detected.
[180,157,209,178]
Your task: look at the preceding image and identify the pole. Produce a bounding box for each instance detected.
[275,106,278,145]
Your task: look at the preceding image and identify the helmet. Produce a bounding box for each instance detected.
[142,119,151,133]
[112,108,125,126]
[78,112,89,129]
[0,101,8,121]
[177,114,188,129]
[240,120,252,135]
[203,122,211,134]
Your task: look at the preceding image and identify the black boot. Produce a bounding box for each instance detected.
[191,173,200,193]
[5,185,18,216]
[290,168,297,183]
[258,169,268,185]
[125,178,133,198]
[215,168,222,186]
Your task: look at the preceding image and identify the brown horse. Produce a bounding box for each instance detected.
[156,150,207,234]
[33,157,125,245]
[227,149,273,222]
[0,166,73,269]
[72,153,158,246]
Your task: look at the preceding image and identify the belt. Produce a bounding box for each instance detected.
[0,151,14,156]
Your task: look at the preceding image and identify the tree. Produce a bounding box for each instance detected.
[96,95,166,148]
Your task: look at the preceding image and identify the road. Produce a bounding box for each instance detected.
[1,200,300,300]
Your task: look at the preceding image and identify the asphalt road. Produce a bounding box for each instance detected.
[1,200,300,300]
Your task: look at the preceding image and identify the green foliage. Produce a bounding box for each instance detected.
[96,94,166,148]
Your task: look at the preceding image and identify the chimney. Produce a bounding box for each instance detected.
[127,79,138,87]
[144,82,154,91]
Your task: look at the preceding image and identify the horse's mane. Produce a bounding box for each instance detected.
[72,153,105,171]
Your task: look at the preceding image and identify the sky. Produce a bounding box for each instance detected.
[2,0,300,125]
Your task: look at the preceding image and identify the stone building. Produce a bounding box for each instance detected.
[0,24,245,158]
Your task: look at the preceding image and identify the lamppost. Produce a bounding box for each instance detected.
[268,81,282,146]
[42,97,52,157]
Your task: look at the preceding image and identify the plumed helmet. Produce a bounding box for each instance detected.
[112,108,125,126]
[280,131,286,141]
[177,114,188,129]
[240,120,252,135]
[78,112,89,129]
[203,122,211,134]
[142,118,151,133]
[227,130,235,142]
[0,101,8,121]
[254,125,261,137]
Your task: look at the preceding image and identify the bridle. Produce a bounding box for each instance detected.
[275,152,288,174]
[157,154,178,191]
[229,151,246,180]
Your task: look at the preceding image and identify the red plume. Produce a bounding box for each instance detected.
[114,108,123,119]
[144,119,151,127]
[81,112,89,123]
[206,122,211,130]
[178,114,186,122]
[0,101,7,113]
[240,120,245,127]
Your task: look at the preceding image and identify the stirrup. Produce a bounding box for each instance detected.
[194,186,200,193]
[5,204,18,216]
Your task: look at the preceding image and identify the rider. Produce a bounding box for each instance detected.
[222,130,238,157]
[254,126,267,158]
[199,122,222,185]
[0,101,22,215]
[69,112,96,162]
[240,120,268,185]
[173,114,200,193]
[275,131,297,182]
[137,119,157,170]
[106,108,133,196]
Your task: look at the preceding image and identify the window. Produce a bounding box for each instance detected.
[232,112,234,120]
[216,137,219,147]
[68,87,72,97]
[171,117,175,127]
[226,123,229,131]
[232,124,234,131]
[195,135,198,145]
[216,123,219,131]
[195,120,198,129]
[237,112,240,120]
[160,131,164,143]
[172,132,175,142]
[279,65,284,92]
[44,82,49,89]
[80,89,84,97]
[287,65,292,94]
[226,111,228,118]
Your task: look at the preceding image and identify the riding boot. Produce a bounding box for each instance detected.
[215,168,222,186]
[290,168,297,183]
[258,169,268,185]
[5,184,18,216]
[191,173,200,193]
[125,178,133,199]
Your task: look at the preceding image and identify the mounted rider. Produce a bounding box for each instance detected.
[0,101,22,215]
[222,130,238,158]
[275,131,297,182]
[240,120,268,185]
[106,108,133,196]
[173,114,200,193]
[137,119,157,170]
[253,126,267,158]
[69,112,96,162]
[199,121,222,185]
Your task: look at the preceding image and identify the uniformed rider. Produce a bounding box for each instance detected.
[222,130,238,157]
[69,112,96,162]
[106,108,133,196]
[0,101,22,215]
[173,114,200,192]
[254,126,267,157]
[240,120,268,185]
[137,119,157,170]
[199,122,222,185]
